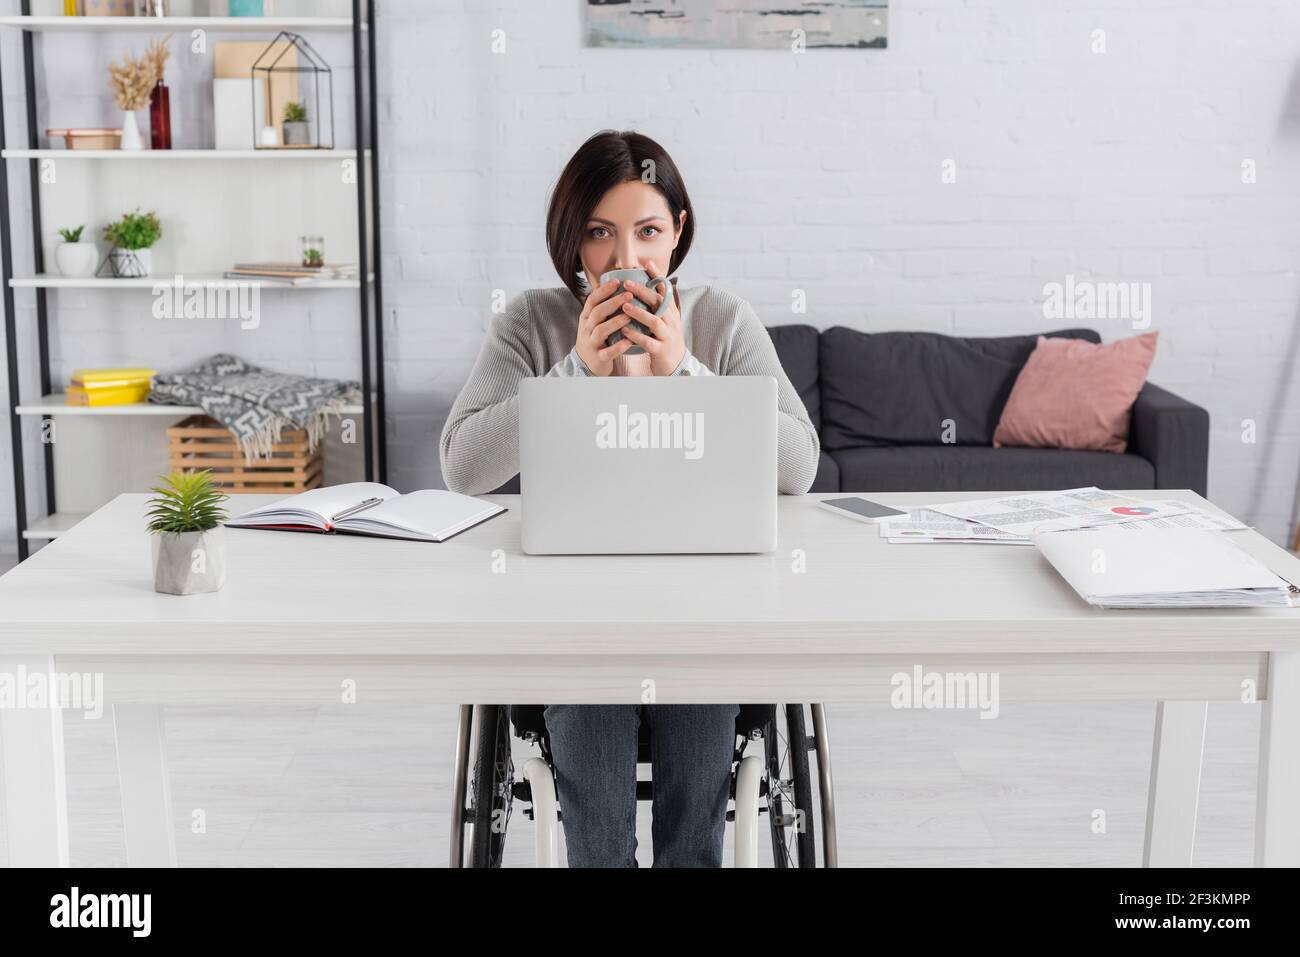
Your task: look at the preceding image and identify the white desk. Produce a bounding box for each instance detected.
[1,490,1297,868]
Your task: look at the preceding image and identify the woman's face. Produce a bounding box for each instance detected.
[579,180,687,293]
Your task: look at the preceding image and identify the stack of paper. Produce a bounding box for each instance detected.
[878,508,1032,545]
[924,487,1247,536]
[224,262,359,286]
[1032,526,1298,608]
[879,489,1248,545]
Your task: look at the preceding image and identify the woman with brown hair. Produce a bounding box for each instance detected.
[440,130,819,866]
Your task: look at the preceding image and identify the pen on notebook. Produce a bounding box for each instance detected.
[330,497,383,524]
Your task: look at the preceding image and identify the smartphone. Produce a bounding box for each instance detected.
[816,496,908,524]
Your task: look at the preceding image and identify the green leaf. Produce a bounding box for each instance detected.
[145,469,229,533]
[103,209,162,251]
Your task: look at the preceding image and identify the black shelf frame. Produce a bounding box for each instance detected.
[0,1,387,562]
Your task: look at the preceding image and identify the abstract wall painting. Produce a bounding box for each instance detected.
[585,0,889,50]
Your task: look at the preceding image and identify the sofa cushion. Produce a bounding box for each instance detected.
[812,450,839,493]
[993,332,1159,454]
[819,327,1102,450]
[830,445,1155,493]
[766,324,821,431]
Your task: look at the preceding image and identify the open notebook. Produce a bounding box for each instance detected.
[225,482,506,543]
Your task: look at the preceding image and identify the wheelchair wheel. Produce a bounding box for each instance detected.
[764,703,817,868]
[469,704,513,868]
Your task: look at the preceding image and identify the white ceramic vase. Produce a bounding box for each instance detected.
[151,526,226,596]
[120,110,144,150]
[54,241,97,278]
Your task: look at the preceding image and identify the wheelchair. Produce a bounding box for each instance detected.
[450,703,837,867]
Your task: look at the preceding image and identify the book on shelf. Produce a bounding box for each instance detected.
[228,261,359,278]
[222,271,326,286]
[225,482,506,543]
[66,367,154,406]
[71,367,155,387]
[66,384,151,406]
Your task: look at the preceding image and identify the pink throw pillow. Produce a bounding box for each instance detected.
[992,332,1158,454]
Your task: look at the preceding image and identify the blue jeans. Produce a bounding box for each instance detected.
[542,704,740,867]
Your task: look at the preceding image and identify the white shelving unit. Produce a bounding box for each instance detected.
[2,148,365,159]
[1,6,386,558]
[16,393,367,416]
[10,273,372,289]
[0,16,362,32]
[21,510,87,540]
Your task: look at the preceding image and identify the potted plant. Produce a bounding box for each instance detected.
[282,100,310,146]
[54,225,96,278]
[146,469,229,596]
[103,209,162,278]
[107,40,161,151]
[301,235,324,268]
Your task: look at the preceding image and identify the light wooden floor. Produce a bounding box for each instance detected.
[0,698,1259,868]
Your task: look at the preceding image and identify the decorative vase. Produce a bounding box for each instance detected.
[119,110,144,150]
[149,81,171,149]
[152,526,226,596]
[282,120,310,146]
[55,241,97,278]
[228,0,263,15]
[110,247,152,278]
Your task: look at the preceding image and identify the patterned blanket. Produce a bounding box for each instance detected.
[148,354,362,463]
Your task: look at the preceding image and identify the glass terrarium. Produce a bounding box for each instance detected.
[251,31,334,150]
[300,236,325,268]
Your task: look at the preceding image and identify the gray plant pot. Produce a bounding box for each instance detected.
[110,247,152,278]
[151,526,226,596]
[282,121,310,146]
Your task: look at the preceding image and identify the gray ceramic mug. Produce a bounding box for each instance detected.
[598,267,673,356]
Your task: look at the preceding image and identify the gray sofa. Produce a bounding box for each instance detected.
[773,324,1209,496]
[487,325,1210,497]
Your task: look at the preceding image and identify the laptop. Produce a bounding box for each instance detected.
[518,376,777,554]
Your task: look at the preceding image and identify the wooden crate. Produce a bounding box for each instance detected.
[166,415,322,491]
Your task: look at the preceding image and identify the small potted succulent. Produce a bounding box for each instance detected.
[147,469,229,596]
[54,225,97,278]
[301,235,324,268]
[103,209,161,278]
[282,100,310,146]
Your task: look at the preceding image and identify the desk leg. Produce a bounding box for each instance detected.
[1142,700,1206,867]
[1255,651,1300,867]
[112,705,177,867]
[0,655,70,867]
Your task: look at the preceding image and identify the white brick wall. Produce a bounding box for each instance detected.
[3,0,1299,558]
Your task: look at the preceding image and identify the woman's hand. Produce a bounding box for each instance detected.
[616,260,686,376]
[575,277,635,376]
